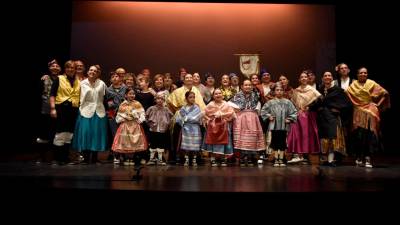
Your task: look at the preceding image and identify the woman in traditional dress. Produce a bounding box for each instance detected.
[287,72,321,164]
[316,71,353,166]
[347,67,390,168]
[49,60,80,165]
[72,65,108,164]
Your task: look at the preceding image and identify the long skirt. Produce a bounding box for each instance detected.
[72,113,108,152]
[287,111,320,154]
[233,110,265,153]
[320,118,346,155]
[112,121,148,154]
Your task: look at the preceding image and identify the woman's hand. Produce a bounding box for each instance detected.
[50,108,57,118]
[41,74,50,81]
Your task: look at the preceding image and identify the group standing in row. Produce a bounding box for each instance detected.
[36,61,390,168]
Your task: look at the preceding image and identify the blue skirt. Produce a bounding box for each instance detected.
[179,123,202,152]
[72,113,108,152]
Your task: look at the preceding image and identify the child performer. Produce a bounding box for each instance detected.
[146,93,173,165]
[175,91,202,166]
[202,88,235,166]
[229,80,265,166]
[261,83,297,167]
[112,88,148,165]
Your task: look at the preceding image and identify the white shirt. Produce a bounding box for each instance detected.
[79,78,106,118]
[340,77,350,90]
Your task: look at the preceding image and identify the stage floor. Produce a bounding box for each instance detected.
[1,158,399,192]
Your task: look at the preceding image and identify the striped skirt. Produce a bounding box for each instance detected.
[179,123,202,152]
[233,110,265,152]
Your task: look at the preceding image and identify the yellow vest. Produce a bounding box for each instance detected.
[55,75,80,107]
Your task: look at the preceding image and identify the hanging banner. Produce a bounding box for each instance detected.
[236,54,260,79]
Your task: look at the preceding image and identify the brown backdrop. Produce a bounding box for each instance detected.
[71,1,335,85]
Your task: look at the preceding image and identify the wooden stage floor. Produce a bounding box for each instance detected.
[1,157,399,192]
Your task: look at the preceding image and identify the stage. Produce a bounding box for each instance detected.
[1,155,399,192]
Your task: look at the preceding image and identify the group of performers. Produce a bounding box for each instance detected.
[36,60,390,168]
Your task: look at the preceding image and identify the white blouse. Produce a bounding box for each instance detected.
[340,77,350,90]
[79,78,106,118]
